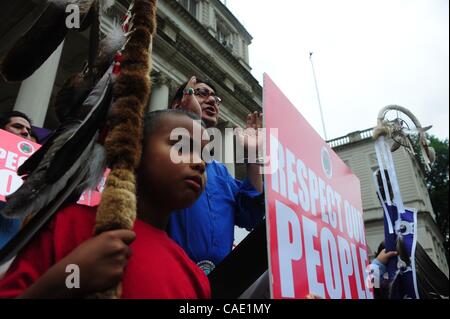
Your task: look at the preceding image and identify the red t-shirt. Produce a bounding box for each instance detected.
[0,204,210,299]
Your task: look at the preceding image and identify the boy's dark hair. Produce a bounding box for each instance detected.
[142,109,205,153]
[170,78,218,107]
[0,111,32,129]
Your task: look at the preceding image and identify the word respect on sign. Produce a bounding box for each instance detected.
[263,75,372,299]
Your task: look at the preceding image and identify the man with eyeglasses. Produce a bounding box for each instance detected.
[171,76,223,128]
[0,111,33,141]
[169,76,265,275]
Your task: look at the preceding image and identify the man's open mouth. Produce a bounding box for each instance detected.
[203,106,216,116]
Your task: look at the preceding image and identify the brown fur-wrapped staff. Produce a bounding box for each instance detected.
[93,0,157,298]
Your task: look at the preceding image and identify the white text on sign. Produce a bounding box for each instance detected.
[270,134,372,299]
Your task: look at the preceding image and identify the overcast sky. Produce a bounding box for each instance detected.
[225,0,449,141]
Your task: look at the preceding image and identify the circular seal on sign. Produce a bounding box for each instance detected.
[197,260,215,275]
[17,141,35,155]
[321,146,332,179]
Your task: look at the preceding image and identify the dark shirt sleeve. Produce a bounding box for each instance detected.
[228,174,265,231]
[0,214,21,250]
[0,216,56,298]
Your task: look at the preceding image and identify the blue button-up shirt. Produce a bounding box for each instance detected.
[168,161,264,266]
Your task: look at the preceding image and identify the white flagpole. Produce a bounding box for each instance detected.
[309,52,328,141]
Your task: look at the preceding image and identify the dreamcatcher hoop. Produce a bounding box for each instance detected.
[374,105,435,171]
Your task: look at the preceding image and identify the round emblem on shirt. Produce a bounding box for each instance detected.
[197,260,215,275]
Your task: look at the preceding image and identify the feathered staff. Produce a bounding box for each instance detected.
[371,105,433,299]
[0,0,120,221]
[92,0,157,298]
[0,0,120,259]
[0,0,157,299]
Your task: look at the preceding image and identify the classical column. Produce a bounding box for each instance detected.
[13,41,64,127]
[149,72,171,112]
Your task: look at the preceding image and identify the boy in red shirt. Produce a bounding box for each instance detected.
[0,110,210,299]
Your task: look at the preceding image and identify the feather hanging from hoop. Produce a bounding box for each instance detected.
[0,0,47,58]
[373,105,436,171]
[1,66,113,217]
[0,68,113,265]
[0,0,98,82]
[54,6,125,123]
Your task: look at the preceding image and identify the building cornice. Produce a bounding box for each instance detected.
[328,128,375,149]
[210,0,253,42]
[175,35,260,109]
[163,0,260,92]
[155,19,261,109]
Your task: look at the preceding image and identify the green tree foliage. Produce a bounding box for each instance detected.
[412,135,449,260]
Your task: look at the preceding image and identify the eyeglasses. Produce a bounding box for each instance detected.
[194,88,222,105]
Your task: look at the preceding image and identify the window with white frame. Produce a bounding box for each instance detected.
[179,0,197,17]
[216,18,234,51]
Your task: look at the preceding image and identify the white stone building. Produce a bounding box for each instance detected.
[328,128,449,275]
